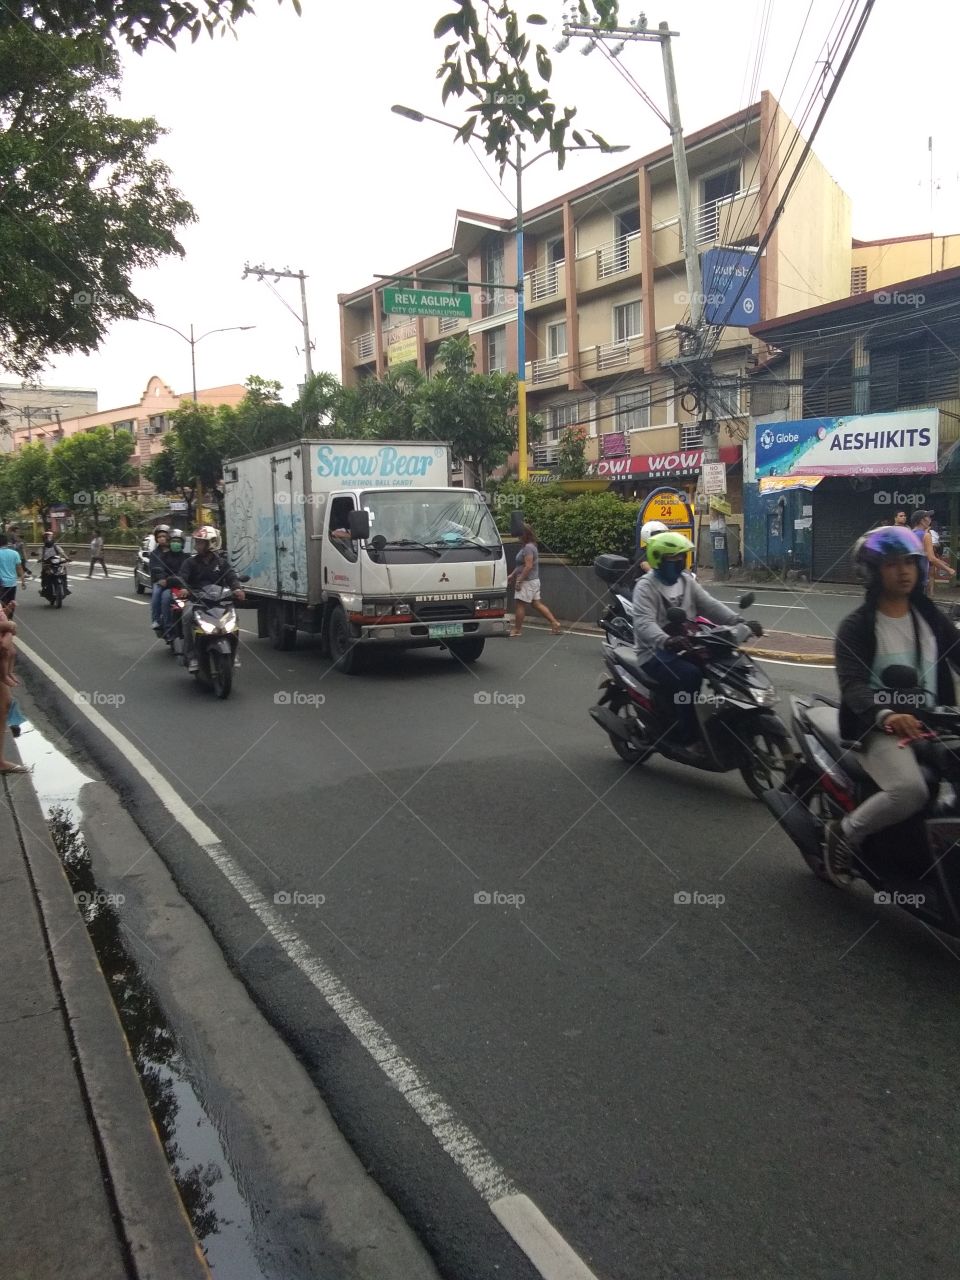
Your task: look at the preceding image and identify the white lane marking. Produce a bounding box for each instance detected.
[715,600,806,610]
[17,639,597,1280]
[115,596,148,605]
[755,655,836,670]
[491,1195,597,1280]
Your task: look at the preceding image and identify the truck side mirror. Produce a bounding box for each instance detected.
[509,510,525,537]
[348,509,370,541]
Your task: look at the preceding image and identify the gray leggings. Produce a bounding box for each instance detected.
[841,729,929,845]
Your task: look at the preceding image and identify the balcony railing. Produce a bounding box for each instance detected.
[531,356,564,385]
[588,230,641,279]
[595,339,639,371]
[353,331,375,361]
[695,187,757,245]
[527,260,563,301]
[680,423,704,449]
[532,444,559,467]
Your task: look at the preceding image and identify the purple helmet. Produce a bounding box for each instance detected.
[854,526,925,585]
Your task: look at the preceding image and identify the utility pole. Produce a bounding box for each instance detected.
[242,263,315,392]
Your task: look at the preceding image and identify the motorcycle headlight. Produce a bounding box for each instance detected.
[221,616,237,633]
[750,686,779,706]
[198,619,217,635]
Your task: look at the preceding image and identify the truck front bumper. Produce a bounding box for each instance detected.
[355,618,507,644]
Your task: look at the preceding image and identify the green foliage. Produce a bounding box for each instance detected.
[410,336,517,485]
[333,364,426,440]
[0,26,195,376]
[556,425,588,479]
[48,426,136,528]
[0,0,297,51]
[492,481,639,562]
[435,2,621,169]
[10,442,58,521]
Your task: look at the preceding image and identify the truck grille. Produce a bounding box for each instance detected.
[414,603,474,622]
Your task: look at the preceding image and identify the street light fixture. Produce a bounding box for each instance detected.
[392,105,627,480]
[14,403,70,445]
[136,317,255,402]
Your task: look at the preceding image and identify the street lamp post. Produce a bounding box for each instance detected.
[16,403,69,446]
[391,106,626,481]
[136,317,255,522]
[136,317,255,402]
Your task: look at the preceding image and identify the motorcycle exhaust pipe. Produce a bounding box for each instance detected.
[589,704,635,744]
[761,787,823,863]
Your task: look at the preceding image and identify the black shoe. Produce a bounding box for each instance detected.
[823,821,855,886]
[10,725,21,738]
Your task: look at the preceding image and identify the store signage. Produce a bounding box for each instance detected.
[701,248,760,327]
[638,486,695,563]
[594,445,739,480]
[755,408,939,478]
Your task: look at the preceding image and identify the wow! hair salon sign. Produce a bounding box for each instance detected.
[755,408,939,478]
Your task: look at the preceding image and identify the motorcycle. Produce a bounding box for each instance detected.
[39,555,69,608]
[181,582,243,699]
[762,665,960,936]
[594,554,638,644]
[588,592,793,797]
[162,586,190,653]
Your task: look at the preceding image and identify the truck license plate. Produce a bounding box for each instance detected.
[428,622,464,638]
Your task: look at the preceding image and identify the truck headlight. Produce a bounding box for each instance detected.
[363,602,378,616]
[393,601,412,615]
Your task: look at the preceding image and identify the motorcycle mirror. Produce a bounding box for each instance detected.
[509,510,525,537]
[881,664,920,690]
[738,592,755,610]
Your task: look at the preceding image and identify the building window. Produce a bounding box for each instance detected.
[146,414,167,436]
[711,377,742,418]
[698,164,740,242]
[546,321,567,359]
[112,419,135,436]
[616,388,650,432]
[803,359,854,417]
[486,326,507,373]
[613,300,642,343]
[850,265,867,295]
[483,238,507,314]
[869,341,960,411]
[549,402,581,435]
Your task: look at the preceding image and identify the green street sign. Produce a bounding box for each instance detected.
[383,287,472,320]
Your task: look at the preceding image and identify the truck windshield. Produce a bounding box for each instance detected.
[360,492,501,550]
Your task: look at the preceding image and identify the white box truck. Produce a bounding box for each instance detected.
[223,439,509,672]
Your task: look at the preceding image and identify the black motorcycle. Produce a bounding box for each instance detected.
[181,582,244,699]
[594,554,638,644]
[763,665,960,937]
[39,555,69,608]
[588,592,793,797]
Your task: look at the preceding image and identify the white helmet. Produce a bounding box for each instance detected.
[640,519,669,545]
[193,525,220,551]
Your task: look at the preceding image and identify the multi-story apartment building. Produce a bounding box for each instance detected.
[0,383,99,452]
[10,375,247,491]
[745,263,960,582]
[338,90,852,526]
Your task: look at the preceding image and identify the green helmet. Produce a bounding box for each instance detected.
[645,530,694,569]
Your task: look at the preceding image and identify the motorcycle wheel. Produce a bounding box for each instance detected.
[210,650,233,699]
[609,702,652,765]
[739,731,792,800]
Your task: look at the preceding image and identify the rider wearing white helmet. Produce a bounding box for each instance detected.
[178,527,244,671]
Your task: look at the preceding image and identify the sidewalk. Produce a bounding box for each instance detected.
[0,740,209,1280]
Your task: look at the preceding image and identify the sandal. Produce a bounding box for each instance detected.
[550,625,563,635]
[508,630,522,638]
[0,763,30,775]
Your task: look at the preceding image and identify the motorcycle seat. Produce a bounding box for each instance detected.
[610,643,663,686]
[805,704,938,793]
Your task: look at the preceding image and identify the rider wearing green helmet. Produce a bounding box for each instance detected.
[632,530,744,751]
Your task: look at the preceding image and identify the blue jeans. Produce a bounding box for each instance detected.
[159,588,174,637]
[150,583,163,625]
[641,650,703,743]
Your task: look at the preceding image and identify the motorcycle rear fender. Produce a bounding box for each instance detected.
[761,786,823,862]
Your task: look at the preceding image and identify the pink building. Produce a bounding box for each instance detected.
[12,375,247,490]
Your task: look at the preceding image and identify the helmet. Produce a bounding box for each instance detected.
[855,526,924,583]
[645,530,694,569]
[154,523,171,535]
[640,519,669,545]
[193,525,220,551]
[169,528,184,541]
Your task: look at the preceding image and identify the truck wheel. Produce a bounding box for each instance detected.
[446,637,485,663]
[328,606,361,674]
[268,601,296,651]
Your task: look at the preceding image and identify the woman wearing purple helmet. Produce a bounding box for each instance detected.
[826,526,960,884]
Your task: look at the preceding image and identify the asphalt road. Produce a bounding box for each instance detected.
[709,585,859,639]
[15,568,960,1280]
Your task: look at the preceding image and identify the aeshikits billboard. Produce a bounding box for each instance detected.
[754,408,939,478]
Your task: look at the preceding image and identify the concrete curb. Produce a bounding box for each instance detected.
[5,743,211,1280]
[513,618,836,664]
[745,646,835,666]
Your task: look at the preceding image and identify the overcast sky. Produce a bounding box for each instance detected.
[33,0,960,412]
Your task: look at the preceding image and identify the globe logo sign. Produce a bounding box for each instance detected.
[760,429,774,450]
